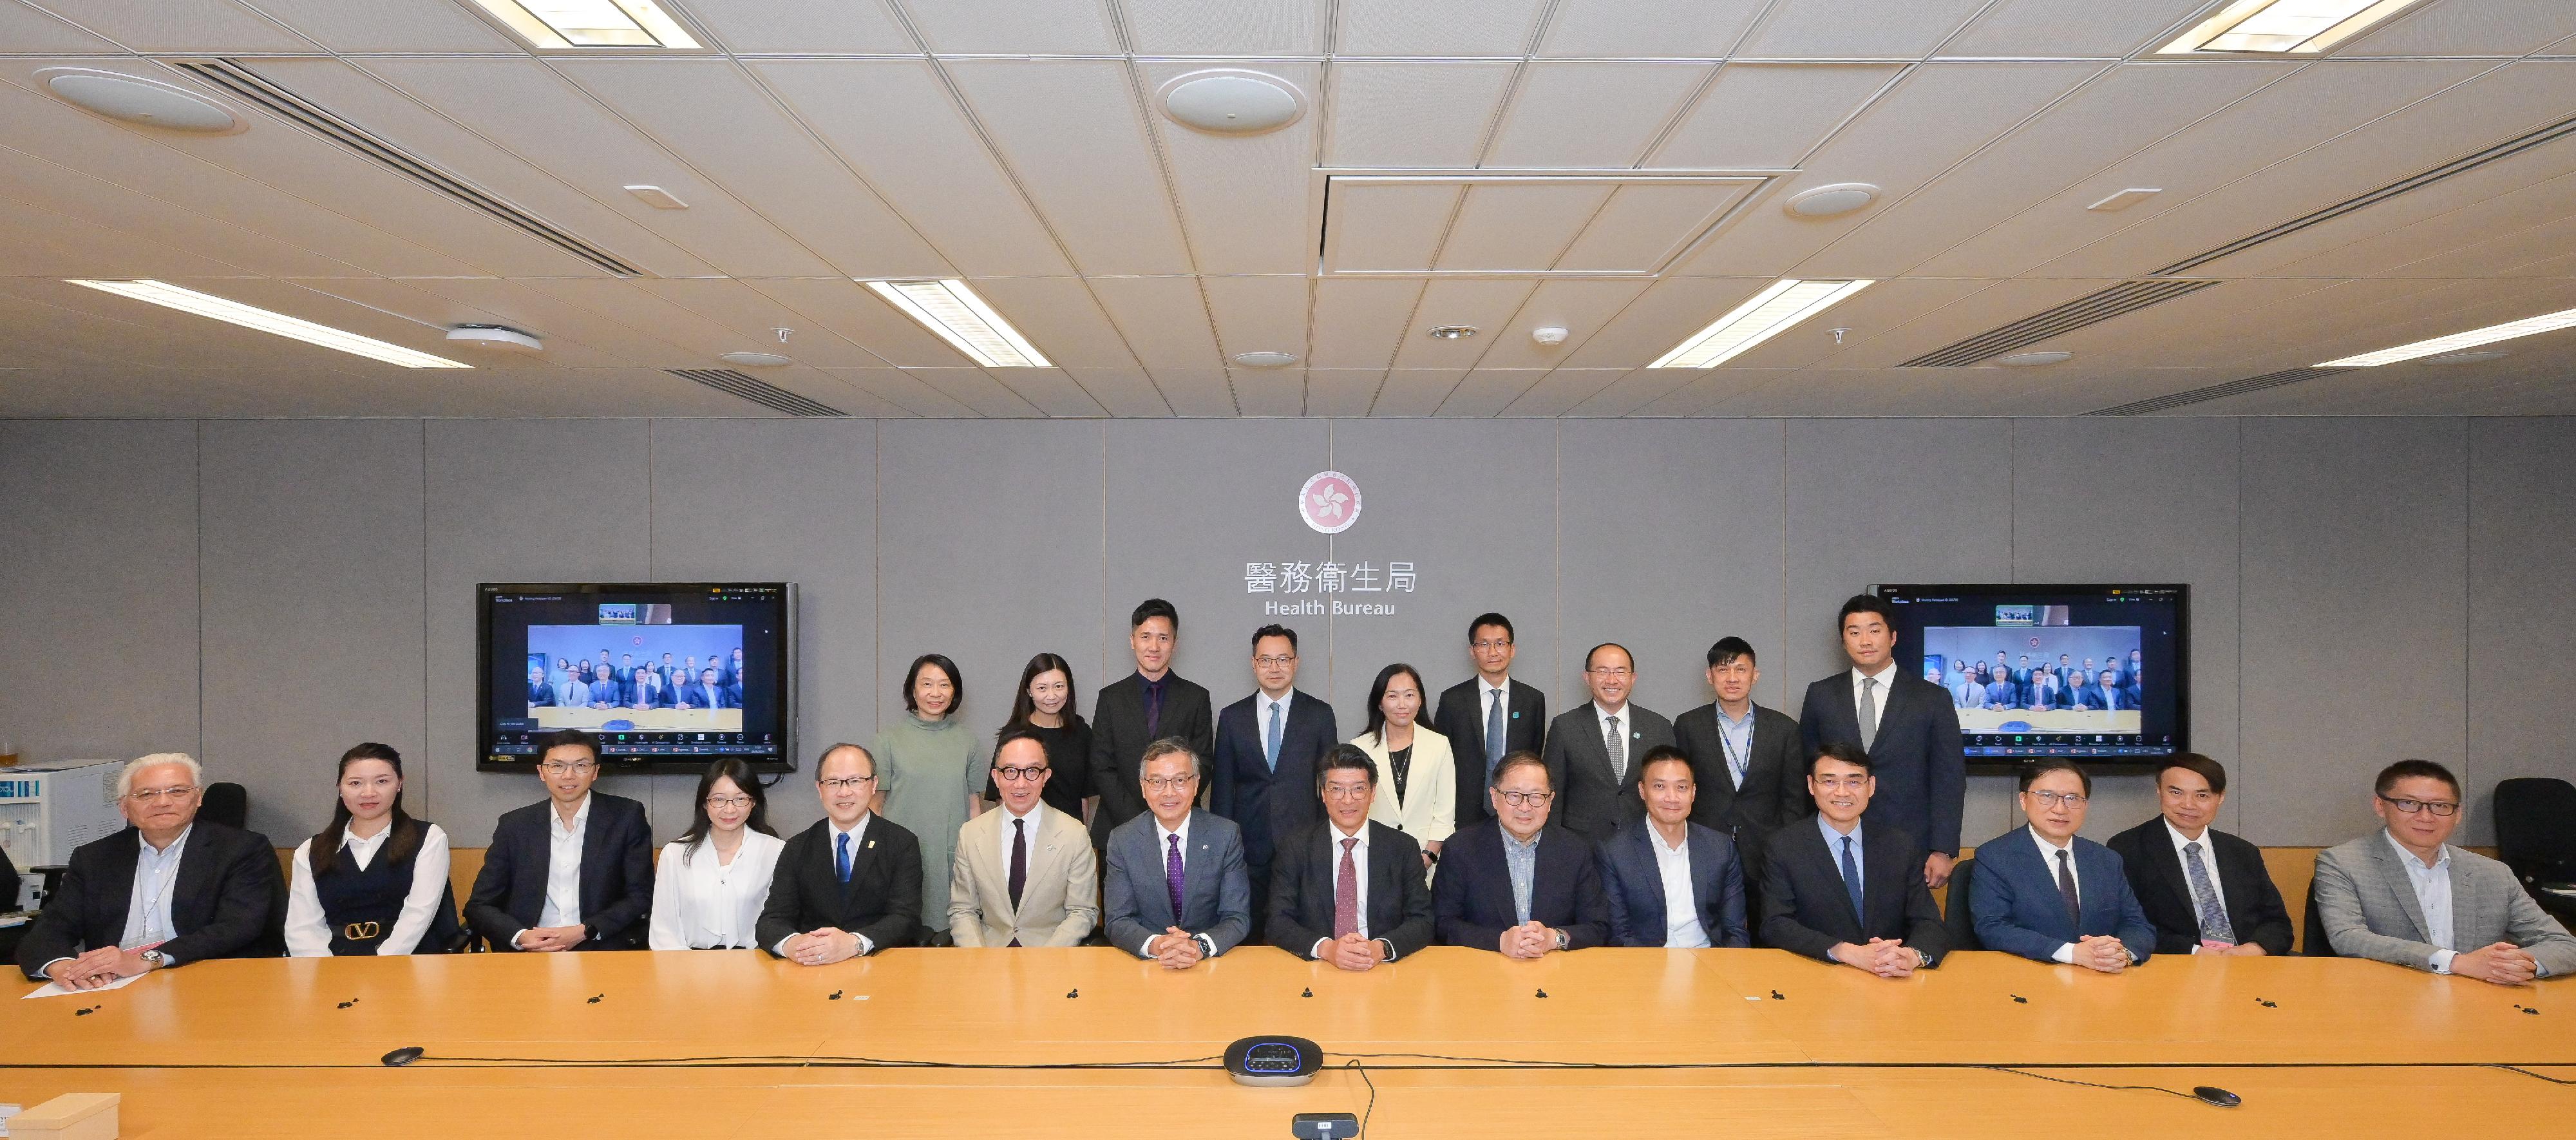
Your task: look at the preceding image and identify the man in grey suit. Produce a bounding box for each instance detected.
[1103,739,1251,969]
[2314,759,2576,982]
[1541,643,1675,841]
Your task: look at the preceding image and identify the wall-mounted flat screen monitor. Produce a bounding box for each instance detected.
[1877,583,2187,763]
[477,583,794,774]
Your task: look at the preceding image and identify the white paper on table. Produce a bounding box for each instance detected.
[21,971,144,999]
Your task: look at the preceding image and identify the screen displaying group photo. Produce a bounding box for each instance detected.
[522,623,746,732]
[478,584,791,772]
[1924,625,2143,734]
[1881,584,2187,761]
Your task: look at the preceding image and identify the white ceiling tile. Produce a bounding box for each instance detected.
[1390,278,1537,368]
[636,278,901,368]
[818,366,979,417]
[1463,278,1653,369]
[1428,368,1550,415]
[29,0,316,52]
[1152,368,1240,416]
[1323,61,1515,168]
[1230,367,1307,415]
[1482,62,1710,170]
[752,60,1075,277]
[898,366,1045,417]
[1199,275,1311,363]
[942,59,1194,276]
[899,0,1118,54]
[1736,0,1991,60]
[740,278,978,369]
[1559,276,1767,369]
[2334,0,2576,57]
[1122,0,1327,55]
[1370,368,1466,415]
[1725,277,1991,370]
[1554,179,1758,271]
[1493,367,1632,415]
[1535,0,1766,59]
[1088,275,1227,375]
[1306,277,1423,368]
[240,0,520,52]
[1321,178,1459,273]
[393,276,705,367]
[1567,366,1697,415]
[1060,367,1179,417]
[0,0,118,50]
[1648,63,1905,170]
[963,278,1146,373]
[985,366,1109,417]
[1938,0,2210,58]
[681,0,914,54]
[2211,153,2576,281]
[0,144,346,278]
[1302,368,1381,416]
[1141,61,1323,275]
[1434,181,1615,270]
[1336,0,1548,56]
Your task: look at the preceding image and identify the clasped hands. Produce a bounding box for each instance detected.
[44,945,160,989]
[781,927,864,966]
[1830,936,1923,977]
[1498,920,1563,960]
[1148,927,1208,969]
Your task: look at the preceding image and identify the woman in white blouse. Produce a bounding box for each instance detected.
[285,743,458,956]
[1349,663,1455,866]
[649,759,785,951]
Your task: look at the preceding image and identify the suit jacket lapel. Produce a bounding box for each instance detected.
[166,829,214,933]
[2365,837,2432,940]
[1479,827,1518,921]
[1180,812,1211,920]
[2144,831,2197,921]
[1874,677,1909,743]
[1685,827,1718,925]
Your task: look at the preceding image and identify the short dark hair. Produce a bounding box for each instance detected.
[1584,642,1632,670]
[993,729,1048,766]
[902,653,962,715]
[1810,742,1872,775]
[542,728,599,761]
[1707,636,1756,668]
[2157,752,2228,795]
[1638,745,1692,780]
[1252,623,1298,651]
[1316,743,1378,791]
[1837,594,1894,631]
[1468,613,1515,643]
[2018,758,2092,796]
[2374,759,2459,799]
[1132,598,1179,632]
[817,742,874,781]
[1490,750,1549,790]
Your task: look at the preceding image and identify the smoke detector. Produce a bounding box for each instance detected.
[1159,70,1307,135]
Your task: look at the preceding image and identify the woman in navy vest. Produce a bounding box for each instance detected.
[284,743,460,955]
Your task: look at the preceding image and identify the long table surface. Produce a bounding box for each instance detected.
[4,947,2569,1137]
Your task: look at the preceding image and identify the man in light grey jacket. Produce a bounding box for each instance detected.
[2313,759,2576,982]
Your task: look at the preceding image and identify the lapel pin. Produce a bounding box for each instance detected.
[866,840,876,850]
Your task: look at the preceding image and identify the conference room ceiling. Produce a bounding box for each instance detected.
[4,0,2576,419]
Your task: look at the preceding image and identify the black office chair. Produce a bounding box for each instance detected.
[2302,879,2338,957]
[199,782,249,830]
[2494,777,2576,925]
[1941,856,1981,952]
[0,844,17,911]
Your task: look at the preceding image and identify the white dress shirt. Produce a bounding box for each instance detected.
[1850,664,1898,738]
[1141,815,1218,959]
[1593,701,1631,781]
[1650,825,1710,949]
[1310,822,1393,960]
[2384,829,2459,974]
[2165,819,2230,951]
[284,822,453,956]
[520,793,591,948]
[2030,826,2088,965]
[774,816,876,957]
[996,803,1045,877]
[1258,692,1292,766]
[118,825,192,956]
[649,830,786,951]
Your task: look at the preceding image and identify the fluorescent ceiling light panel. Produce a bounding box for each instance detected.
[67,280,469,368]
[1648,279,1872,369]
[863,280,1051,368]
[2157,0,2423,55]
[467,0,700,49]
[2318,305,2576,368]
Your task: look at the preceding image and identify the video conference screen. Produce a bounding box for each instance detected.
[477,583,794,773]
[1879,584,2188,763]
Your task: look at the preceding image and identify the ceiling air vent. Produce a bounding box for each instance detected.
[1899,279,2221,368]
[173,59,645,278]
[2087,366,2354,416]
[665,368,847,417]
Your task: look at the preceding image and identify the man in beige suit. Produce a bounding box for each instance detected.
[951,730,1098,947]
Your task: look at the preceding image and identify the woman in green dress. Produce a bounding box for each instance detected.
[872,652,988,939]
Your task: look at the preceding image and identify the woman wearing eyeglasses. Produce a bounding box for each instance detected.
[648,759,784,951]
[1350,663,1454,869]
[873,653,990,940]
[285,743,460,956]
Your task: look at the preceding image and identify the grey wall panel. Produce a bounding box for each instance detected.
[2467,417,2576,837]
[649,419,875,834]
[424,421,654,846]
[2010,417,2241,841]
[1321,419,1563,741]
[2240,418,2468,846]
[1557,419,1786,725]
[199,420,427,844]
[0,421,200,766]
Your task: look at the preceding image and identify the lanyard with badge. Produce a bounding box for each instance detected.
[128,842,184,949]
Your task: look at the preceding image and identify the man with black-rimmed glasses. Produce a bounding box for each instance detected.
[2313,759,2576,982]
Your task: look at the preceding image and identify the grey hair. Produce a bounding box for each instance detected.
[118,752,204,797]
[1138,736,1202,782]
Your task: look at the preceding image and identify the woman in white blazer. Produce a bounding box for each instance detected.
[1350,663,1454,866]
[649,759,786,951]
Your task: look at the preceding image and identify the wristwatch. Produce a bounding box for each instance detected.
[1552,928,1569,951]
[581,924,599,944]
[139,949,167,969]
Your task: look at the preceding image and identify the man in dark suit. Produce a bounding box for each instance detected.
[526,666,556,708]
[1432,612,1548,828]
[1674,636,1808,904]
[2106,754,2293,956]
[1088,598,1216,850]
[1799,595,1966,889]
[1969,760,2155,970]
[467,730,654,951]
[1269,745,1434,967]
[21,754,281,987]
[1435,752,1610,955]
[2078,674,2134,711]
[1541,643,1674,841]
[1210,623,1338,939]
[1597,747,1748,947]
[1759,744,1946,974]
[1104,740,1251,967]
[761,743,922,962]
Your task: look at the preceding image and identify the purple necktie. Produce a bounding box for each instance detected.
[1166,832,1187,924]
[1144,678,1165,739]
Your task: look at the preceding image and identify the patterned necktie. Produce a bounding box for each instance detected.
[2054,848,2081,929]
[1008,817,1027,911]
[835,831,852,884]
[1334,837,1361,939]
[1604,715,1625,783]
[1264,700,1283,772]
[1144,679,1164,739]
[2182,841,2235,943]
[1839,835,1864,922]
[1857,677,1880,752]
[1165,833,1187,924]
[1485,689,1507,775]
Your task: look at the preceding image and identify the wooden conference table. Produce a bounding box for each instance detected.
[2,947,2567,1137]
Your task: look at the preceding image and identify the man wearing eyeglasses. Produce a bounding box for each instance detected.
[1267,745,1434,969]
[949,732,1095,947]
[1210,624,1338,942]
[761,743,924,963]
[466,730,654,951]
[2313,759,2576,982]
[1967,760,2154,971]
[1542,643,1676,841]
[1103,739,1251,968]
[1434,752,1609,955]
[2105,754,2292,956]
[19,753,282,988]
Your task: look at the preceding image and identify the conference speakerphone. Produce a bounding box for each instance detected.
[1225,1035,1323,1087]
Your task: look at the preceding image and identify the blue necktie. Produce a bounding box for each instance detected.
[835,831,852,884]
[1839,835,1863,921]
[1264,700,1283,772]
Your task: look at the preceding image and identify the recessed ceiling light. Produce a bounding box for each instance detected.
[2424,350,2510,365]
[1648,280,1873,369]
[1996,351,2071,367]
[718,351,793,368]
[446,325,544,352]
[2086,188,2162,212]
[624,185,688,209]
[68,280,468,368]
[1426,325,1477,339]
[466,0,701,49]
[862,280,1050,368]
[1158,70,1306,135]
[2156,0,2427,55]
[1231,351,1299,368]
[39,69,240,133]
[2319,307,2576,368]
[1785,183,1880,218]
